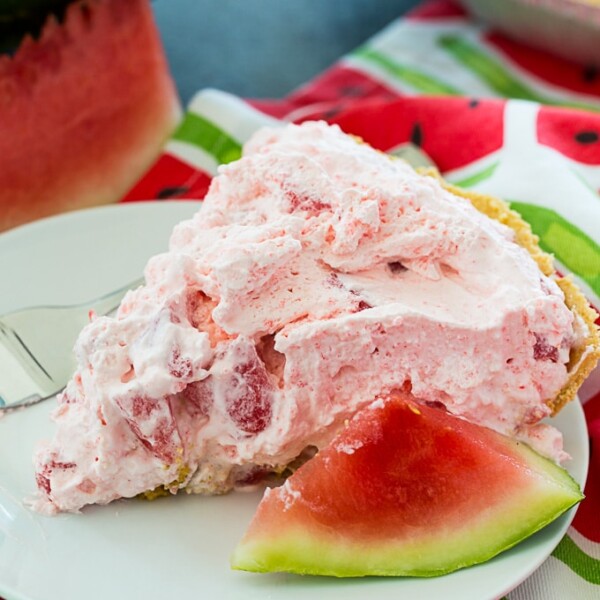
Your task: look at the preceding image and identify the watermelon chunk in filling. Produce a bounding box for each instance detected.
[231,392,583,577]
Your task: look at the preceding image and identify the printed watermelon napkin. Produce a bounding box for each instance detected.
[122,0,600,597]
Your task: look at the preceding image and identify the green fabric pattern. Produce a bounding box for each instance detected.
[354,47,462,95]
[172,112,242,165]
[438,36,600,114]
[451,162,498,188]
[510,201,600,296]
[552,535,600,584]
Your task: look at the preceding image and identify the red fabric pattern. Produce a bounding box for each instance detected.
[249,65,400,120]
[122,153,212,202]
[485,32,600,97]
[330,97,505,172]
[407,0,467,19]
[537,106,600,165]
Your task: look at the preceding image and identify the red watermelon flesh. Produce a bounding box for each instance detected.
[0,0,181,231]
[231,393,583,577]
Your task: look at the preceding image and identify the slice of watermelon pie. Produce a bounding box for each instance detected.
[32,122,599,522]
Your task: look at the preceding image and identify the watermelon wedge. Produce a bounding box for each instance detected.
[231,393,583,577]
[0,0,181,231]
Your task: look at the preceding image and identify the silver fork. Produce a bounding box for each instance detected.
[0,277,144,412]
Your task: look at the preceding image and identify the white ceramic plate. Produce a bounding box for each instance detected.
[0,203,589,600]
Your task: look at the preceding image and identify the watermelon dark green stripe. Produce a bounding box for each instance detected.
[353,47,462,96]
[452,161,498,188]
[172,112,242,165]
[552,535,600,584]
[510,201,600,296]
[438,36,600,113]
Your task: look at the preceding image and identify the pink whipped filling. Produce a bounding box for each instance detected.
[32,122,584,514]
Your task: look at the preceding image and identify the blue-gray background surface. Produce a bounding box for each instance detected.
[152,0,421,104]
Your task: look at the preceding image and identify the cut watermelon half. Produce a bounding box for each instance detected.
[0,0,181,231]
[232,393,583,577]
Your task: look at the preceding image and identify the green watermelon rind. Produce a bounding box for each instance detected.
[231,424,583,577]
